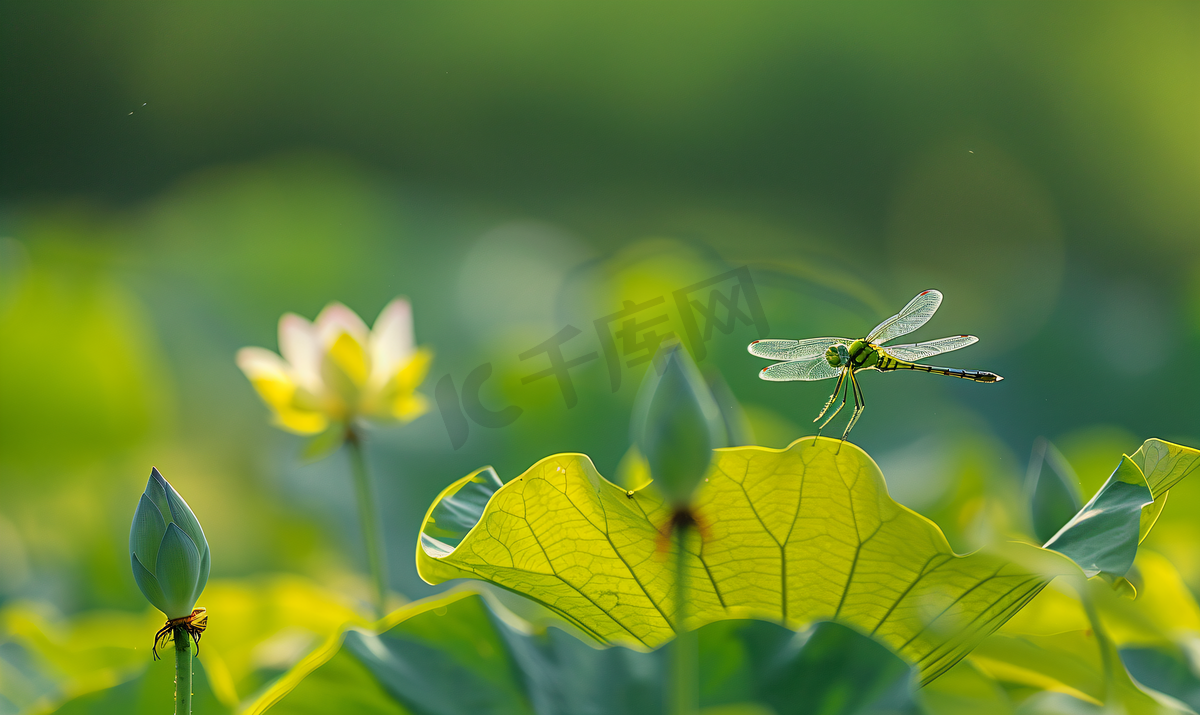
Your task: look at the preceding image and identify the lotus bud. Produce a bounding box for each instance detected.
[129,468,210,620]
[631,343,727,507]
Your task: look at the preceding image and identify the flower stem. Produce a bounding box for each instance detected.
[669,518,698,715]
[347,427,389,619]
[174,626,192,715]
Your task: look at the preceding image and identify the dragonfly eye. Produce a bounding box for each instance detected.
[825,343,851,367]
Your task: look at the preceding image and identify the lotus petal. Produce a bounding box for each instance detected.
[315,302,370,349]
[129,493,166,568]
[131,552,168,615]
[279,312,322,392]
[369,298,415,384]
[156,522,201,619]
[160,470,209,558]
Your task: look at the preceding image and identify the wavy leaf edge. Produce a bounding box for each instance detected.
[414,435,1196,685]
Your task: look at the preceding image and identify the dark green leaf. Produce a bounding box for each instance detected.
[253,590,919,715]
[50,655,227,715]
[1026,438,1082,544]
[1120,647,1200,713]
[1042,457,1152,579]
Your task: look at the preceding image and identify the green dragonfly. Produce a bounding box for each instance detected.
[748,289,1002,440]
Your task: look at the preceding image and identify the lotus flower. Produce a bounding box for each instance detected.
[236,298,432,437]
[129,468,210,620]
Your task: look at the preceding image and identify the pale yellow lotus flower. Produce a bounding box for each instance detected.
[237,299,432,436]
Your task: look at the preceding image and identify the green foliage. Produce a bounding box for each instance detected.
[1120,648,1200,713]
[1025,439,1083,544]
[1043,439,1200,586]
[417,437,1199,686]
[949,548,1200,714]
[4,6,1200,710]
[248,589,919,715]
[0,575,368,714]
[17,430,1199,714]
[1042,456,1150,583]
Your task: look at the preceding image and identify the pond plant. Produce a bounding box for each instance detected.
[629,343,727,715]
[128,468,210,715]
[90,315,1200,715]
[234,345,1199,714]
[236,298,432,618]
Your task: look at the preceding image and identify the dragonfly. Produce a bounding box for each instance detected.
[747,289,1002,440]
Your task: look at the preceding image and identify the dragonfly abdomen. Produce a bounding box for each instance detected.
[883,360,1003,383]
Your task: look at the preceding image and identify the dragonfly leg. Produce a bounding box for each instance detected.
[814,370,846,423]
[842,370,867,441]
[819,370,850,431]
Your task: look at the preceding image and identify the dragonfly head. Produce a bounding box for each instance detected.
[825,343,851,368]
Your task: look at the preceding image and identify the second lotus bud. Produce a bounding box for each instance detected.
[631,343,727,507]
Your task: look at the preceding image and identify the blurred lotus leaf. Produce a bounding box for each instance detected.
[1,575,368,714]
[129,468,210,620]
[1025,438,1083,544]
[246,587,920,715]
[417,437,1199,685]
[961,549,1200,714]
[236,298,432,451]
[969,629,1188,714]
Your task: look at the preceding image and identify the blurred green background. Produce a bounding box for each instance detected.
[1,1,1198,711]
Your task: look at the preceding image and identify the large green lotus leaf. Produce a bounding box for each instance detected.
[916,660,1015,715]
[416,437,1198,684]
[417,437,1061,684]
[248,587,920,715]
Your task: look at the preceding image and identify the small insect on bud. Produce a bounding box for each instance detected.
[630,343,727,508]
[129,468,210,621]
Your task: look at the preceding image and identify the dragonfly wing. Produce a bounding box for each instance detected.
[866,289,943,344]
[881,334,978,362]
[758,357,842,382]
[747,337,851,361]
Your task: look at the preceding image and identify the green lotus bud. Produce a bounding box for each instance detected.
[631,343,727,506]
[129,468,210,619]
